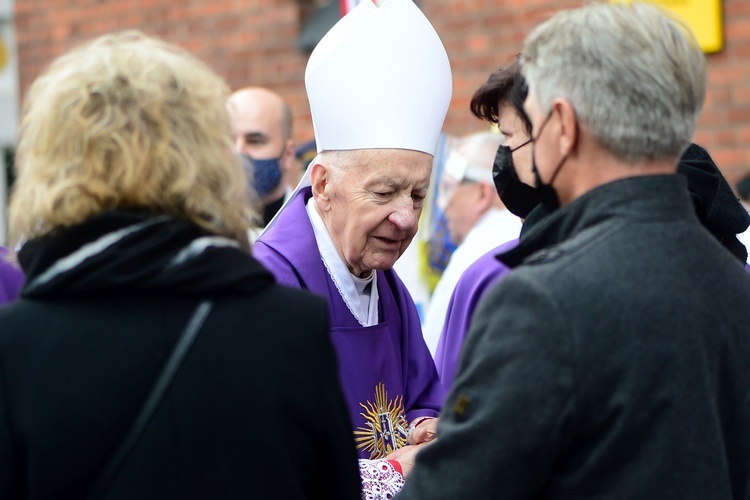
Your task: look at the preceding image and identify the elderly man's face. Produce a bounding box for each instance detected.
[315,149,432,277]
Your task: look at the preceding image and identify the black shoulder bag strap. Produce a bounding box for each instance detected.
[87,300,214,500]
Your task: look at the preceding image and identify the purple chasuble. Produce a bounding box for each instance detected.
[253,188,445,459]
[434,239,517,388]
[0,247,24,307]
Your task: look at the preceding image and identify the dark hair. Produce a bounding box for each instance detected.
[470,55,532,135]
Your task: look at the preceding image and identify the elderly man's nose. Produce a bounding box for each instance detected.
[389,205,418,230]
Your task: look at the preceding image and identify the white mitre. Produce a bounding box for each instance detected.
[305,0,452,155]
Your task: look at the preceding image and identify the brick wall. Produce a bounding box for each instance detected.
[15,0,750,187]
[16,0,314,146]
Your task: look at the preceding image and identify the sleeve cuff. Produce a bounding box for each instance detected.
[359,459,405,499]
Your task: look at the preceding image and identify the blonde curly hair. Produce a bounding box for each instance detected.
[10,31,257,248]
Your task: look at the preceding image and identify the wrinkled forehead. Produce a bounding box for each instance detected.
[327,148,433,180]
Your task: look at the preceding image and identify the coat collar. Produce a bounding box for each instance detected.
[19,210,274,299]
[499,175,696,268]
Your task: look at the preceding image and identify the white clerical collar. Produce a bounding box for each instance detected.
[306,197,379,327]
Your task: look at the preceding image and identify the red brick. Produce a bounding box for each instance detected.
[737,126,750,144]
[691,130,713,146]
[733,86,750,105]
[725,0,750,17]
[697,109,721,127]
[725,20,750,41]
[716,129,737,146]
[727,107,750,122]
[711,148,748,171]
[707,66,747,86]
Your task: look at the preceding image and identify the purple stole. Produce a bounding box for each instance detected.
[253,188,444,459]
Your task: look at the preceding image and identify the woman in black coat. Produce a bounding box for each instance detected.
[0,31,360,499]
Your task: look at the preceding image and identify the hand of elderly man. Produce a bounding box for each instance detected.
[385,441,434,478]
[408,417,438,445]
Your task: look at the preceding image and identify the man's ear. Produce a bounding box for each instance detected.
[554,98,579,157]
[310,162,332,212]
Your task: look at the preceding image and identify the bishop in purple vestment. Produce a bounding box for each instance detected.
[253,187,444,460]
[251,0,451,476]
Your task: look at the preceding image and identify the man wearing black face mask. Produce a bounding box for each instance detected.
[227,87,298,229]
[401,3,750,499]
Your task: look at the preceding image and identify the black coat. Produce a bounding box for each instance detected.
[400,175,750,499]
[0,211,361,499]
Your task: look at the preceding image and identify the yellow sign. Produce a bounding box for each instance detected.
[612,0,724,53]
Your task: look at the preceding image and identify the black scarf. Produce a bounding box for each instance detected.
[19,210,274,299]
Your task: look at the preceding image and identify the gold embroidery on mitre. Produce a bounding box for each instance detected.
[353,382,409,459]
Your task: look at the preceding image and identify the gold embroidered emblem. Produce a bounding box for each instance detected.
[354,382,408,459]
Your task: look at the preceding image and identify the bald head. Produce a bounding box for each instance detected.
[227,87,293,158]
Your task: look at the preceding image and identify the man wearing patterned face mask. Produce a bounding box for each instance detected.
[227,87,297,228]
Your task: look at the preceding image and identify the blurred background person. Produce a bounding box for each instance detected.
[0,31,360,499]
[421,131,521,356]
[227,87,300,228]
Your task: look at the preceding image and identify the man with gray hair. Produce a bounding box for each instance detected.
[399,3,750,498]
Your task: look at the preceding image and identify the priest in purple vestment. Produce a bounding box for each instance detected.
[252,0,451,495]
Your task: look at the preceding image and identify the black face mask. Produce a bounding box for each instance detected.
[493,139,539,218]
[531,111,568,212]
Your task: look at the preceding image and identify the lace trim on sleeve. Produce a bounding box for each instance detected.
[359,459,405,500]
